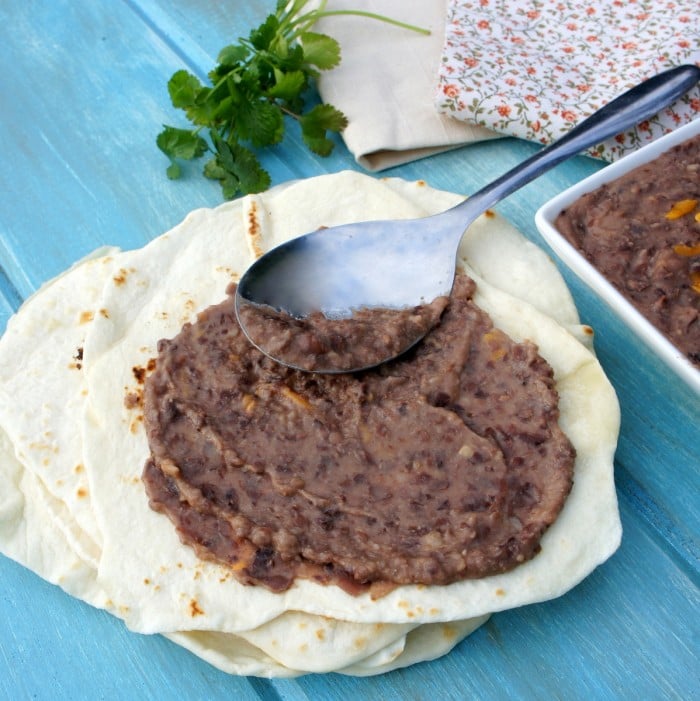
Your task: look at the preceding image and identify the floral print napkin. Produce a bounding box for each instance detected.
[435,0,700,161]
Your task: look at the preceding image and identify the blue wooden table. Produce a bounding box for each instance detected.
[0,2,697,699]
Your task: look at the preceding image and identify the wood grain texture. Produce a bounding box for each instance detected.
[0,1,697,699]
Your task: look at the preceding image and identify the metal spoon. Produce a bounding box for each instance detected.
[236,64,700,373]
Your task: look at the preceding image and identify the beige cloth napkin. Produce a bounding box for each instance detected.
[315,0,498,171]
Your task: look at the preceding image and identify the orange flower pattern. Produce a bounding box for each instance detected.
[435,0,700,161]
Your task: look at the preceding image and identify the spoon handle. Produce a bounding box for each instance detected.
[455,64,700,221]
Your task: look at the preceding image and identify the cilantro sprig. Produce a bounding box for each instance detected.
[156,0,428,199]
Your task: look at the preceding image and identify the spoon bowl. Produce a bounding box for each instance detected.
[236,64,700,373]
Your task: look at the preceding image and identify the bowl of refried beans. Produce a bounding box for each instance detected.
[536,118,700,394]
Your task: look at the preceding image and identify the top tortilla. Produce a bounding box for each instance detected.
[0,171,621,675]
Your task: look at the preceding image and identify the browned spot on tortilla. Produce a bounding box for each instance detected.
[484,209,496,218]
[582,325,594,336]
[74,464,84,474]
[144,578,151,585]
[76,487,88,499]
[247,200,264,259]
[132,359,157,385]
[416,179,427,186]
[29,441,56,453]
[495,588,506,596]
[113,267,135,286]
[113,269,127,285]
[99,308,110,318]
[216,265,239,282]
[353,637,368,650]
[315,628,326,641]
[79,310,94,324]
[189,599,205,617]
[442,624,458,640]
[130,414,144,434]
[180,298,196,324]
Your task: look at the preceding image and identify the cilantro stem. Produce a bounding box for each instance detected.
[290,9,431,39]
[277,0,318,35]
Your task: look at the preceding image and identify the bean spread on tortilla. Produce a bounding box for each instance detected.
[142,272,575,595]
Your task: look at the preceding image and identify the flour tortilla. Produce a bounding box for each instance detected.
[0,171,621,676]
[0,424,106,607]
[0,249,121,565]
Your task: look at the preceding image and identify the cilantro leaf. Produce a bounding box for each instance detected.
[300,32,341,70]
[250,14,279,50]
[167,70,204,109]
[183,89,220,127]
[266,68,307,101]
[207,134,271,198]
[276,43,305,71]
[156,126,208,180]
[235,98,285,147]
[156,126,208,161]
[299,103,348,156]
[217,44,250,66]
[166,162,182,180]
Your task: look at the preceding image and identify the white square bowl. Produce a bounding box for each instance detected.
[535,118,700,394]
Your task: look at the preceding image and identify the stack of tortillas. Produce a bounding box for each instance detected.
[0,172,621,676]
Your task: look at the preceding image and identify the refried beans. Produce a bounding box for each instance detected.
[142,273,575,595]
[555,134,700,368]
[236,295,449,372]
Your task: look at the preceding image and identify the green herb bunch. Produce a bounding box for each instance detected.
[156,0,427,199]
